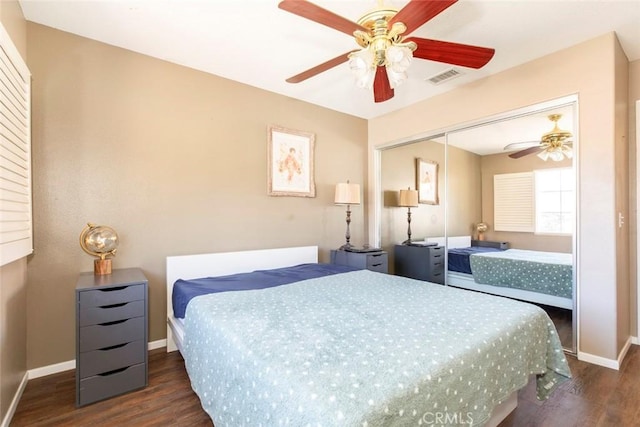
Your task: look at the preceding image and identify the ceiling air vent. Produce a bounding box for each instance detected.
[426,68,463,85]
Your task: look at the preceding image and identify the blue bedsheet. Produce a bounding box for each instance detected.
[448,246,504,274]
[172,262,360,318]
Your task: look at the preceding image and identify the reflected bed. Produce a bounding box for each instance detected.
[428,236,573,309]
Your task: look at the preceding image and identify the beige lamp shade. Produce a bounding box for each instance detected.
[335,182,361,205]
[398,189,419,207]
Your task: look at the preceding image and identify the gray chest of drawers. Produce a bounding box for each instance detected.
[75,268,148,407]
[394,244,445,284]
[330,249,388,273]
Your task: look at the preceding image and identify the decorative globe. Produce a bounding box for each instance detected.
[476,222,488,233]
[80,223,119,260]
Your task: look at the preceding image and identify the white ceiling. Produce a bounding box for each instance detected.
[446,103,574,155]
[19,0,640,122]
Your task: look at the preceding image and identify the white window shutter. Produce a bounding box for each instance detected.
[0,23,32,266]
[494,172,534,232]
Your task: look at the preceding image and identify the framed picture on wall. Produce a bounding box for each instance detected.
[267,125,316,197]
[416,158,439,205]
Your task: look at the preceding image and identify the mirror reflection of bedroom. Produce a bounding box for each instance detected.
[380,98,577,353]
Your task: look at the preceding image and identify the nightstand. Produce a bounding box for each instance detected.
[330,249,388,273]
[394,244,445,284]
[75,268,148,407]
[471,240,509,249]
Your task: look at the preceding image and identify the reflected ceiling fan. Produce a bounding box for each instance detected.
[278,0,495,103]
[505,114,573,161]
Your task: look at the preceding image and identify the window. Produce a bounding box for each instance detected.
[493,168,574,235]
[534,168,574,234]
[0,24,32,266]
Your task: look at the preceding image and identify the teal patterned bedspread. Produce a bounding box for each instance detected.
[184,270,570,427]
[469,249,573,299]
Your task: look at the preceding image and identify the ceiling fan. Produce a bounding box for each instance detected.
[278,0,495,103]
[505,114,573,161]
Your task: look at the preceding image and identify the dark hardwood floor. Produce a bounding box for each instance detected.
[12,345,640,426]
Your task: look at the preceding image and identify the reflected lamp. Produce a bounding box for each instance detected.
[398,188,419,244]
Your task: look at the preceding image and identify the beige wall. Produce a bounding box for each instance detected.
[447,144,483,238]
[26,23,367,369]
[629,59,640,338]
[0,0,27,422]
[480,152,573,252]
[369,33,627,360]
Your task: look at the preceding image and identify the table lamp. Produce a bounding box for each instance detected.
[335,181,361,249]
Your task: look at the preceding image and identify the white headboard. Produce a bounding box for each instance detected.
[426,235,471,249]
[166,246,318,352]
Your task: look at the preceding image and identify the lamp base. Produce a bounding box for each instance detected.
[94,259,112,275]
[401,239,413,245]
[338,243,354,251]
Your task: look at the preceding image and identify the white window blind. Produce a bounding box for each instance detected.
[494,172,534,232]
[0,24,32,266]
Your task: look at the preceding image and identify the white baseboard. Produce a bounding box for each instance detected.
[578,352,620,370]
[631,336,639,345]
[1,372,28,427]
[578,336,634,370]
[148,338,167,351]
[617,336,633,367]
[27,339,167,379]
[28,359,76,379]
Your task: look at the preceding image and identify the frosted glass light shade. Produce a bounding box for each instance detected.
[537,146,572,162]
[348,49,376,89]
[335,183,361,205]
[398,189,418,207]
[386,45,413,72]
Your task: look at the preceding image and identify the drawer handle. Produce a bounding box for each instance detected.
[99,302,128,309]
[98,286,127,292]
[433,272,442,277]
[371,263,382,267]
[433,254,442,258]
[98,342,128,351]
[98,366,129,377]
[99,319,128,326]
[371,254,383,258]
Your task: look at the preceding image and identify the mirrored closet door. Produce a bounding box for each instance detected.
[444,100,577,353]
[376,97,577,353]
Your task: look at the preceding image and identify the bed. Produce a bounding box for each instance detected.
[427,236,573,310]
[166,246,570,427]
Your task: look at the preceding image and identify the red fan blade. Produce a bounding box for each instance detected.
[509,146,543,159]
[373,67,394,103]
[389,0,458,35]
[278,0,367,36]
[407,37,495,69]
[285,51,354,83]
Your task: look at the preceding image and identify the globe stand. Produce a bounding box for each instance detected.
[94,259,112,275]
